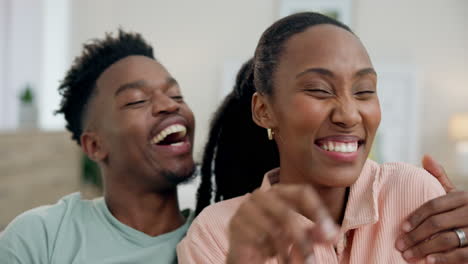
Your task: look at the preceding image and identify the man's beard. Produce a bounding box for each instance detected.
[161,164,197,187]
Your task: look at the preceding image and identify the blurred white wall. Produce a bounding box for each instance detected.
[354,0,468,173]
[0,0,7,129]
[0,0,71,131]
[1,0,43,130]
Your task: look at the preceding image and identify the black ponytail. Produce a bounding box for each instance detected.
[195,59,280,215]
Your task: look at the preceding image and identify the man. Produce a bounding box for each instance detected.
[0,30,195,263]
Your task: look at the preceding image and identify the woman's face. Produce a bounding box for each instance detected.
[255,24,381,187]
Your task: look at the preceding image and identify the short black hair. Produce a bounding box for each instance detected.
[56,29,155,145]
[195,12,353,215]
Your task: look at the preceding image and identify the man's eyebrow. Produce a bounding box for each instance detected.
[114,80,147,97]
[296,68,335,79]
[114,77,178,97]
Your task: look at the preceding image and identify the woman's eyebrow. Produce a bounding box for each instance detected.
[166,77,178,87]
[296,68,334,79]
[296,68,377,79]
[355,68,377,78]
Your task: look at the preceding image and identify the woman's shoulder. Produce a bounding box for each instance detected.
[371,160,445,201]
[177,195,250,263]
[378,161,441,187]
[191,195,250,231]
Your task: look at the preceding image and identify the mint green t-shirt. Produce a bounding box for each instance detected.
[0,193,193,264]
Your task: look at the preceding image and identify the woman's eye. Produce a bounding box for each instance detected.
[355,90,375,99]
[356,90,374,94]
[125,100,146,106]
[304,88,333,97]
[307,89,331,94]
[171,96,184,102]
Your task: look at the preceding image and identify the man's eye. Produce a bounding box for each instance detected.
[125,100,146,106]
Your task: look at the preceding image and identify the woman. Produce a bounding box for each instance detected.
[178,12,446,263]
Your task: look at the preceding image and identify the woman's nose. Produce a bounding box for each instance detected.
[330,98,362,128]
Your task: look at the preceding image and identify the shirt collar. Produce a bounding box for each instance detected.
[259,159,382,230]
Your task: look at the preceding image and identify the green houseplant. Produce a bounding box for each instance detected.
[18,84,38,129]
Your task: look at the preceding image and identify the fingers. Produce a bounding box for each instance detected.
[272,184,339,242]
[401,191,468,234]
[288,242,316,264]
[397,205,468,251]
[229,191,291,260]
[228,184,338,263]
[249,189,305,260]
[400,228,467,261]
[425,247,468,264]
[422,154,456,193]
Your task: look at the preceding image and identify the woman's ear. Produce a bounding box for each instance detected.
[252,92,277,129]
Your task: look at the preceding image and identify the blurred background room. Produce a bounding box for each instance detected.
[0,0,467,230]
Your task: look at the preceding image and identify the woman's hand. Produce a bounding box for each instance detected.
[397,155,468,263]
[227,184,339,264]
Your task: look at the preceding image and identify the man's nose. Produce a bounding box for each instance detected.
[151,92,180,115]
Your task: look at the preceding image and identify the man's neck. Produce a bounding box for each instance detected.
[103,179,185,237]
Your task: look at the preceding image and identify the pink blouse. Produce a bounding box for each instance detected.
[178,160,445,263]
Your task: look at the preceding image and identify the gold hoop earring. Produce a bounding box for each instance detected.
[267,128,274,140]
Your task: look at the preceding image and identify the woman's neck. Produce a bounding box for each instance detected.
[278,166,349,224]
[316,186,349,224]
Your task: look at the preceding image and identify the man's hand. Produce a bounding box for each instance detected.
[396,155,468,263]
[227,184,339,264]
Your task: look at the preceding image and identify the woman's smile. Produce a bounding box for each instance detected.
[314,135,365,162]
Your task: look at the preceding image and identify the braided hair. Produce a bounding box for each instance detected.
[196,12,352,215]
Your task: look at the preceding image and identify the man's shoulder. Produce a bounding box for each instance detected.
[5,192,87,231]
[0,192,91,262]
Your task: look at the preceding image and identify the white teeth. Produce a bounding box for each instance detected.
[319,141,358,153]
[170,142,184,146]
[328,141,334,151]
[151,124,187,144]
[336,144,343,152]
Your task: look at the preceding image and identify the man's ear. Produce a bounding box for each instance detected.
[80,131,108,162]
[252,92,277,129]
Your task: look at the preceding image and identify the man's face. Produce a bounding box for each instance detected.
[88,55,195,190]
